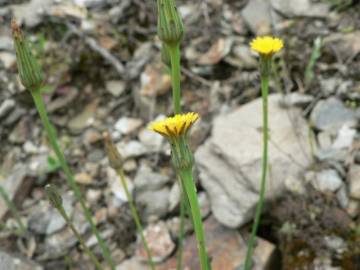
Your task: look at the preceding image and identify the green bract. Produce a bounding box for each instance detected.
[157,0,184,46]
[11,19,44,91]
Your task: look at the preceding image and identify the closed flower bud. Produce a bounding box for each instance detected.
[45,184,63,211]
[11,19,44,91]
[103,131,124,171]
[157,0,184,46]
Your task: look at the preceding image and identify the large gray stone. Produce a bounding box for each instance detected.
[195,94,312,228]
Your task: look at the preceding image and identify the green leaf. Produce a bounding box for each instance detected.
[47,155,61,173]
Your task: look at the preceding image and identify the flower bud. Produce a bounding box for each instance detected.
[157,0,184,46]
[11,19,44,91]
[103,131,124,170]
[45,184,63,211]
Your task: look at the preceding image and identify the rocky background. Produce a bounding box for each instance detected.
[1,0,360,269]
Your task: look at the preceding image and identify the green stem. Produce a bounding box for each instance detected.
[168,43,186,269]
[31,89,115,270]
[116,169,156,270]
[244,74,269,270]
[168,44,181,114]
[60,209,104,270]
[180,169,209,270]
[176,191,185,270]
[0,186,26,235]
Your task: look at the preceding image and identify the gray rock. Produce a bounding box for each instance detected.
[126,42,153,79]
[117,140,148,158]
[241,0,271,34]
[0,99,15,119]
[0,250,43,270]
[0,52,16,69]
[105,80,126,97]
[138,128,164,151]
[11,0,54,28]
[0,36,14,51]
[134,164,170,192]
[270,0,329,18]
[67,100,98,134]
[28,194,73,235]
[315,148,348,163]
[324,235,347,254]
[4,107,26,127]
[0,164,29,220]
[284,174,306,195]
[332,125,356,149]
[114,117,143,135]
[195,94,312,228]
[136,187,170,219]
[320,77,342,95]
[317,132,332,150]
[310,97,356,132]
[168,182,181,212]
[198,192,211,218]
[312,169,343,193]
[108,168,134,203]
[347,165,360,200]
[336,185,349,209]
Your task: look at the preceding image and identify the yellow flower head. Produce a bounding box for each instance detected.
[250,36,283,56]
[149,112,199,139]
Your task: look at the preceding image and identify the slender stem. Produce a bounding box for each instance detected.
[31,89,115,270]
[168,43,186,269]
[116,169,156,270]
[180,169,209,270]
[244,74,269,270]
[0,186,26,235]
[60,209,104,270]
[168,44,181,114]
[176,190,185,270]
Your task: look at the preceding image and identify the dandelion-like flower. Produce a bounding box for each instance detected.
[149,112,199,140]
[250,36,283,56]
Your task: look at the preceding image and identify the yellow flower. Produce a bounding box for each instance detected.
[149,112,199,139]
[250,36,283,56]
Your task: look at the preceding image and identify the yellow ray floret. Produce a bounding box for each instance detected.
[149,112,199,139]
[250,36,284,56]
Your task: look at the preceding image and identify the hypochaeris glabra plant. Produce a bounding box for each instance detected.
[11,19,116,270]
[244,36,284,270]
[156,1,210,269]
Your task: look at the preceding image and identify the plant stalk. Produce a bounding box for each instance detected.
[59,208,104,270]
[167,43,187,269]
[168,44,181,114]
[31,89,115,270]
[0,186,26,235]
[179,169,209,270]
[116,169,156,270]
[176,190,185,270]
[244,74,269,270]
